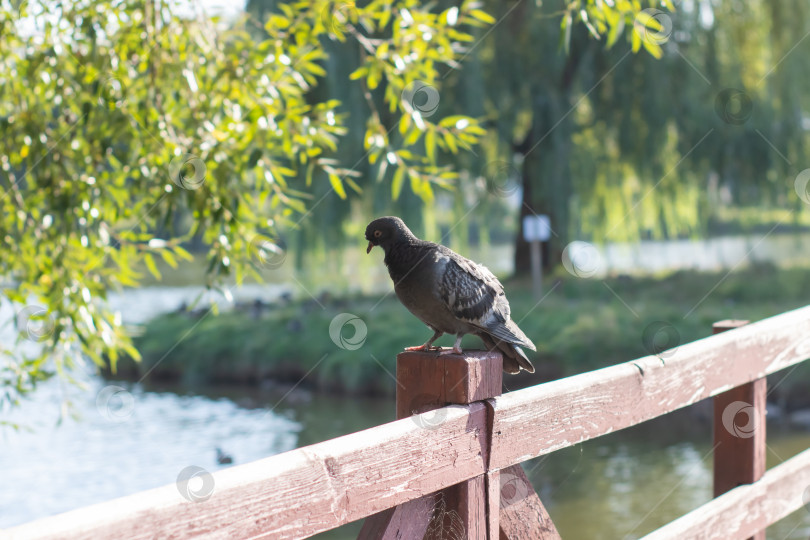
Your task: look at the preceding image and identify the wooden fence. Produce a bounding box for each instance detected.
[8,306,810,539]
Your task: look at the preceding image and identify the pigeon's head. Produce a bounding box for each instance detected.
[365,216,412,254]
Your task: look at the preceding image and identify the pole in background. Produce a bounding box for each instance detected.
[522,214,550,300]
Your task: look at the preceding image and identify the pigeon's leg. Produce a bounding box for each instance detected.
[404,329,443,351]
[438,334,464,355]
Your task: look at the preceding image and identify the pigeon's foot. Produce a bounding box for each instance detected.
[404,330,444,352]
[404,344,437,351]
[437,335,464,355]
[438,346,463,356]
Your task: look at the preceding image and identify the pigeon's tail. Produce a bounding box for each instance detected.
[486,319,536,352]
[478,332,536,374]
[510,345,535,374]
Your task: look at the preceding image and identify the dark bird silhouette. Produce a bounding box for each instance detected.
[365,216,535,374]
[216,448,233,465]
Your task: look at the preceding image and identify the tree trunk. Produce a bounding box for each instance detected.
[512,40,583,276]
[513,94,574,275]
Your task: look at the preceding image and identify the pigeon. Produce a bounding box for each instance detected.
[365,216,535,374]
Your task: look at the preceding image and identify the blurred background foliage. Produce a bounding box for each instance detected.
[2,0,810,412]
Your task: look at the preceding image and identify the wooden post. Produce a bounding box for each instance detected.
[496,464,560,539]
[359,349,561,540]
[394,349,502,420]
[356,495,439,540]
[711,320,766,540]
[359,350,501,540]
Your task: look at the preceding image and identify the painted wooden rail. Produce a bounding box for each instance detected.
[7,305,810,539]
[640,448,810,540]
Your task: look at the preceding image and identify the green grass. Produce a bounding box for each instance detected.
[114,262,810,399]
[708,206,810,235]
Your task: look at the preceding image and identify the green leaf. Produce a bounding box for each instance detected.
[144,254,161,280]
[642,38,663,59]
[631,28,642,53]
[306,161,315,187]
[443,132,458,154]
[346,177,362,194]
[349,66,368,80]
[160,249,178,269]
[266,15,289,30]
[425,129,436,163]
[391,167,405,200]
[580,10,600,39]
[439,115,468,128]
[329,173,347,199]
[174,246,194,261]
[367,64,380,90]
[469,9,496,24]
[606,16,625,48]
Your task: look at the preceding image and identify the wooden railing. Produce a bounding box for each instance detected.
[8,306,810,539]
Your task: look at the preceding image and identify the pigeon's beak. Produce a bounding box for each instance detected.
[366,241,374,254]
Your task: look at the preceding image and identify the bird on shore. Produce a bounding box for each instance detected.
[365,216,536,374]
[216,448,233,465]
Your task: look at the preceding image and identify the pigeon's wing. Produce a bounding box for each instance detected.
[438,250,535,350]
[438,251,503,319]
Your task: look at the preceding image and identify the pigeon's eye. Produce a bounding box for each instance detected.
[373,230,382,238]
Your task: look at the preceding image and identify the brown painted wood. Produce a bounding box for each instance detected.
[395,349,502,419]
[438,475,486,540]
[485,471,500,540]
[7,403,489,540]
[483,398,560,540]
[497,464,561,540]
[364,350,501,540]
[712,379,766,496]
[396,350,447,420]
[711,320,766,540]
[357,493,438,540]
[443,350,503,405]
[712,320,749,333]
[640,448,810,540]
[489,305,810,470]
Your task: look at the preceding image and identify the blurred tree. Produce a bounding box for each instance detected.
[243,0,808,277]
[477,0,809,272]
[471,0,682,272]
[246,0,677,269]
[0,0,490,417]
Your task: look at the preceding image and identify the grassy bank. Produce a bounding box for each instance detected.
[114,263,810,404]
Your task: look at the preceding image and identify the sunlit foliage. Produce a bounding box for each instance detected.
[0,0,490,412]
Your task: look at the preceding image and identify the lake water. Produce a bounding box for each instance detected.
[596,233,810,274]
[3,377,810,539]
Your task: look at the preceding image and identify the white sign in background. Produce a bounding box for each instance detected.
[522,215,551,242]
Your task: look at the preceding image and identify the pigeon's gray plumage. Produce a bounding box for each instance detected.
[365,216,535,374]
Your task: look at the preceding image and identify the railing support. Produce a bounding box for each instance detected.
[358,349,560,540]
[359,350,499,540]
[711,320,766,540]
[496,464,560,539]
